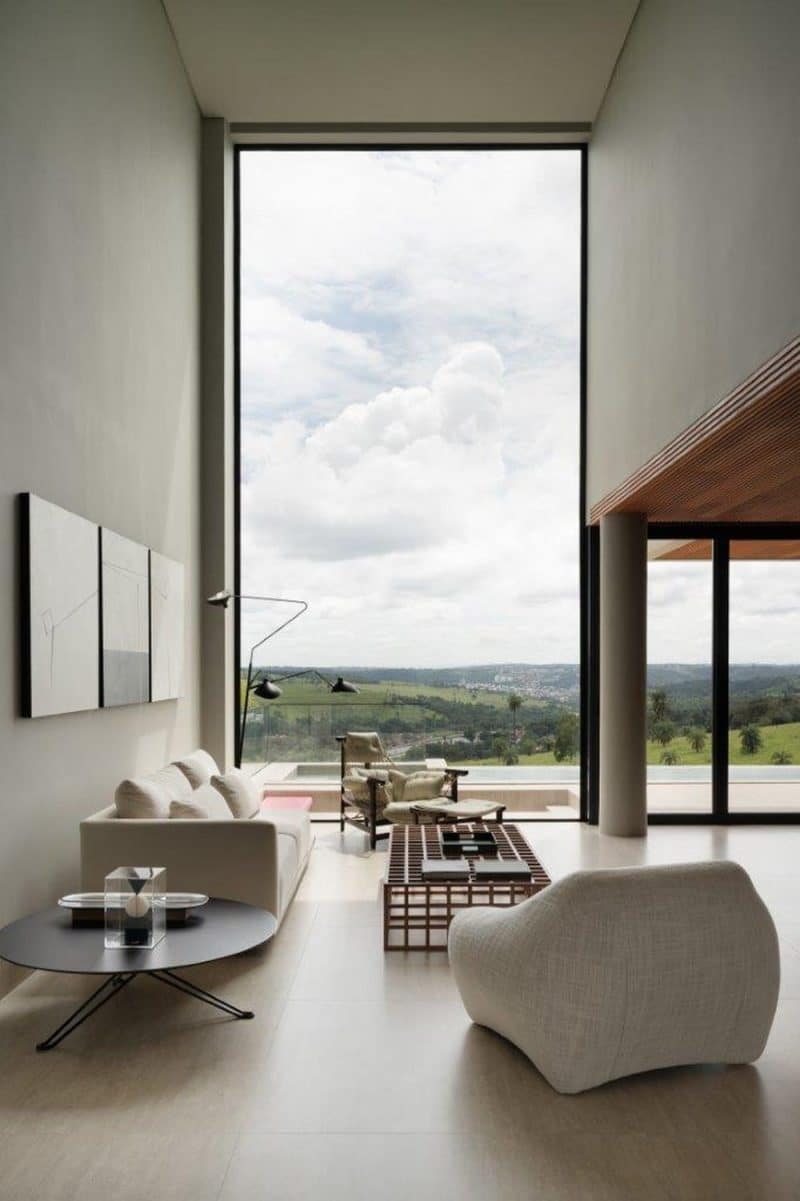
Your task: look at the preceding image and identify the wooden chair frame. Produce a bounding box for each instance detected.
[336,735,467,851]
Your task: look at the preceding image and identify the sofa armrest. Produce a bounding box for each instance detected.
[80,817,281,916]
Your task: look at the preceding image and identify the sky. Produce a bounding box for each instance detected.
[239,149,799,670]
[240,149,581,669]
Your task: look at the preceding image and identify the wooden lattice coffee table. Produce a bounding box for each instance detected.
[383,822,550,951]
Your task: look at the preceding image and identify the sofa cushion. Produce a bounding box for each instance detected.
[211,767,261,819]
[256,809,312,863]
[193,783,233,820]
[169,797,209,819]
[382,801,420,825]
[277,832,299,914]
[172,749,220,790]
[115,766,191,819]
[390,770,447,804]
[115,778,171,819]
[157,765,194,800]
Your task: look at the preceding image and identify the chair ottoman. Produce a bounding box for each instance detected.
[411,798,505,824]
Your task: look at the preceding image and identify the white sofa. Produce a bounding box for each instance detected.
[81,763,313,927]
[449,861,779,1094]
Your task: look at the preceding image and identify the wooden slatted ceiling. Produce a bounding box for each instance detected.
[589,336,800,524]
[651,539,800,561]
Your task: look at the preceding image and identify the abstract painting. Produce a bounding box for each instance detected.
[149,550,184,701]
[100,528,150,707]
[22,493,99,717]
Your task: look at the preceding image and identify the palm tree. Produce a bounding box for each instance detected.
[739,724,763,755]
[660,749,679,765]
[771,749,793,765]
[507,693,523,740]
[688,728,707,754]
[651,689,669,723]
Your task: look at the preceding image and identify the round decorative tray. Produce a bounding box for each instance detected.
[59,893,209,910]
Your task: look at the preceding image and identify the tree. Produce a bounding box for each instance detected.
[652,720,676,748]
[504,751,520,766]
[660,749,680,766]
[688,728,707,754]
[553,713,579,763]
[650,689,669,723]
[771,749,793,765]
[492,736,509,760]
[507,693,523,738]
[739,724,763,755]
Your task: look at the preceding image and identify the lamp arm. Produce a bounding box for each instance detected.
[237,596,308,767]
[268,668,333,688]
[245,598,309,662]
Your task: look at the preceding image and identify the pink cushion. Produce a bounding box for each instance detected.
[262,794,313,812]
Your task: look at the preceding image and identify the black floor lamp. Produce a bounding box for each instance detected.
[206,590,358,766]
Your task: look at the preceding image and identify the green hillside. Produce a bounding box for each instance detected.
[646,721,800,766]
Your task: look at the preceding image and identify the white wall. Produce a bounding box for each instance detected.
[587,0,800,511]
[0,1,202,994]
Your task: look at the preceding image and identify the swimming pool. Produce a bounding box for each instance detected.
[285,762,800,784]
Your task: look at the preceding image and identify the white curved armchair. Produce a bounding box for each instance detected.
[448,861,779,1094]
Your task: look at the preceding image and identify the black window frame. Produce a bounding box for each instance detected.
[234,142,590,822]
[645,522,800,825]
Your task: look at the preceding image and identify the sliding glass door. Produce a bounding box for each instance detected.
[646,528,800,821]
[646,541,713,816]
[729,544,800,814]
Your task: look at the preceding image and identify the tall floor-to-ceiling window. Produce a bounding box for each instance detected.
[237,148,584,819]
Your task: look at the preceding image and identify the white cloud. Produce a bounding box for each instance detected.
[239,150,582,667]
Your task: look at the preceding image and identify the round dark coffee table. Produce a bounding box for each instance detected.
[0,898,277,1051]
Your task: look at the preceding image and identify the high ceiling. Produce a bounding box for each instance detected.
[163,0,639,128]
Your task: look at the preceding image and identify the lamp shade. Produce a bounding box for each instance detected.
[252,678,283,701]
[330,676,359,694]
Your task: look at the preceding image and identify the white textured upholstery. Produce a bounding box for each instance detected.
[256,808,313,865]
[211,767,261,819]
[82,750,314,925]
[448,861,779,1094]
[81,804,312,926]
[343,732,385,761]
[389,770,448,803]
[192,782,232,820]
[172,749,220,789]
[169,797,209,819]
[115,765,191,818]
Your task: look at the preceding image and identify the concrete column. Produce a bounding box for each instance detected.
[599,512,648,836]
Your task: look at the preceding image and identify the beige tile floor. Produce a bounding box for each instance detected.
[1,824,799,1200]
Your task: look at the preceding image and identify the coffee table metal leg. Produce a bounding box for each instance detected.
[33,967,253,1051]
[148,969,255,1019]
[36,972,135,1051]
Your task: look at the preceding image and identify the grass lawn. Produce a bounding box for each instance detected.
[453,722,800,768]
[646,721,800,766]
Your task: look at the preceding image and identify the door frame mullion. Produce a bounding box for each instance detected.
[711,535,730,821]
